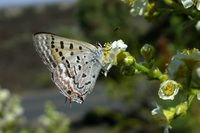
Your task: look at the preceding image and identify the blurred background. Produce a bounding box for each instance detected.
[1,0,200,132]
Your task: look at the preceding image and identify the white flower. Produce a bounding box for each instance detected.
[197,92,200,100]
[181,0,200,11]
[130,0,148,16]
[158,80,179,100]
[168,48,200,79]
[195,21,200,31]
[152,103,169,133]
[0,88,10,102]
[102,40,127,76]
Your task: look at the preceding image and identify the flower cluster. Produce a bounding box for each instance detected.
[121,0,148,16]
[0,86,24,131]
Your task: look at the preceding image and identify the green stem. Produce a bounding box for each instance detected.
[161,0,200,17]
[190,88,200,95]
[162,0,183,8]
[186,67,193,88]
[188,94,195,106]
[134,63,150,73]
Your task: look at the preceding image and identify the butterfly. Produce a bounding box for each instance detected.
[33,32,108,104]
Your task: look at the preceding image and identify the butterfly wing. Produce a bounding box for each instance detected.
[53,52,102,103]
[33,32,103,104]
[33,32,97,72]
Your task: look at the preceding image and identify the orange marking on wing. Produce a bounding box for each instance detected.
[51,49,57,54]
[51,49,59,59]
[67,87,82,103]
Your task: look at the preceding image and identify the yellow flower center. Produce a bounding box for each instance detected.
[183,48,199,55]
[161,82,175,96]
[102,42,111,63]
[152,114,168,127]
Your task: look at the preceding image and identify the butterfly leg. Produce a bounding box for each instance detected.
[65,97,68,103]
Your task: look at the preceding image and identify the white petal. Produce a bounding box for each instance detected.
[181,0,193,8]
[195,21,200,31]
[196,1,200,11]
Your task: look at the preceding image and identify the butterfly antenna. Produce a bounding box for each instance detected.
[104,27,120,40]
[114,27,120,32]
[95,27,120,46]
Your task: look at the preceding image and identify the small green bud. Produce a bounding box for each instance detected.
[113,50,126,66]
[121,66,138,76]
[163,108,175,122]
[159,74,169,82]
[124,56,136,66]
[175,102,187,116]
[140,44,155,61]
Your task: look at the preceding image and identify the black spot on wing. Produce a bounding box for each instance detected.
[82,73,87,78]
[85,81,91,85]
[77,56,80,60]
[59,51,63,56]
[60,41,64,49]
[67,90,71,95]
[51,35,55,40]
[66,60,70,68]
[61,56,65,60]
[70,43,73,49]
[78,65,81,70]
[66,69,72,78]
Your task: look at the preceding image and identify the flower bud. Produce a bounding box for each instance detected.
[124,56,135,66]
[175,102,187,116]
[140,44,155,62]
